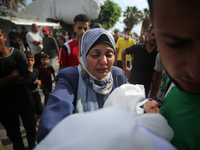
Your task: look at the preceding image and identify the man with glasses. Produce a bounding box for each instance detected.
[59,14,90,70]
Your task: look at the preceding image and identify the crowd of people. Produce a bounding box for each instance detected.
[0,0,200,149]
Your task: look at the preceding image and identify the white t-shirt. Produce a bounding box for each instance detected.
[26,31,43,54]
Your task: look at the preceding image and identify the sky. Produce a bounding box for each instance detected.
[26,0,149,36]
[101,0,149,35]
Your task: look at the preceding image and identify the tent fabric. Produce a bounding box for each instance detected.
[21,0,104,24]
[0,16,59,27]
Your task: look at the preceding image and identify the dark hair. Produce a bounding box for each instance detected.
[91,23,102,29]
[40,53,49,59]
[63,31,68,35]
[148,0,153,20]
[74,14,89,25]
[21,26,26,30]
[24,51,35,58]
[31,24,37,30]
[124,27,132,32]
[12,26,17,30]
[0,27,5,34]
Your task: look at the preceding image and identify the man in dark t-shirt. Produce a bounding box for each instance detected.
[0,27,36,150]
[122,27,157,97]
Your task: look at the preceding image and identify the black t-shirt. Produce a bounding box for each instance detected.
[0,48,34,116]
[125,44,158,88]
[30,68,40,91]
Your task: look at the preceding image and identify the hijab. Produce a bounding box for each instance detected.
[76,28,116,113]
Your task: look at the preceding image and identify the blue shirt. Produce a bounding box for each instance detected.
[37,66,128,142]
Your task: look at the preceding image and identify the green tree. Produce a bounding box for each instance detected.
[140,8,151,34]
[5,0,26,11]
[114,28,120,33]
[123,6,142,29]
[91,0,122,29]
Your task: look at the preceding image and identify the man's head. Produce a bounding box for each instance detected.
[63,31,68,36]
[139,35,145,44]
[147,26,156,46]
[21,26,26,31]
[91,23,102,29]
[42,27,50,38]
[124,28,132,40]
[114,31,120,41]
[11,26,17,33]
[148,0,200,94]
[73,14,90,41]
[24,51,35,68]
[31,24,39,33]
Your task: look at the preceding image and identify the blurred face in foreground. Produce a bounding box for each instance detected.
[152,0,200,94]
[86,43,115,79]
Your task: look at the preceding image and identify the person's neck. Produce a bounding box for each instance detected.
[29,67,33,72]
[0,47,11,58]
[145,42,157,53]
[74,37,79,42]
[31,30,37,34]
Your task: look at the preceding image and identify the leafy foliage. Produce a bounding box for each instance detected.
[114,28,120,33]
[123,6,143,29]
[4,0,26,11]
[140,8,151,33]
[91,0,122,29]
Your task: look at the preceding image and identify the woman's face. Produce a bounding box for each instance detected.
[86,43,115,79]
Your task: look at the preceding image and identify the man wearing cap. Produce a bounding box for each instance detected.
[42,27,59,67]
[26,24,43,67]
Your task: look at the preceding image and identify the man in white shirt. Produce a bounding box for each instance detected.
[26,24,43,67]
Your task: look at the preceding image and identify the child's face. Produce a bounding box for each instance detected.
[41,58,50,66]
[27,57,35,67]
[153,0,200,94]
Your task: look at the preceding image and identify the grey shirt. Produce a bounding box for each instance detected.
[43,37,58,58]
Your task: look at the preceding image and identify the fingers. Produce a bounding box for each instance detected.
[144,100,160,113]
[149,107,162,114]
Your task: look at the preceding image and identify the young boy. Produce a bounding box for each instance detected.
[24,51,43,131]
[0,27,36,150]
[37,53,56,105]
[144,0,200,150]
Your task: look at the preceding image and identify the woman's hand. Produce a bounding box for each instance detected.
[144,100,162,114]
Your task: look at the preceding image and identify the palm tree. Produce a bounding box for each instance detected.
[4,0,26,11]
[140,8,151,34]
[123,6,143,29]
